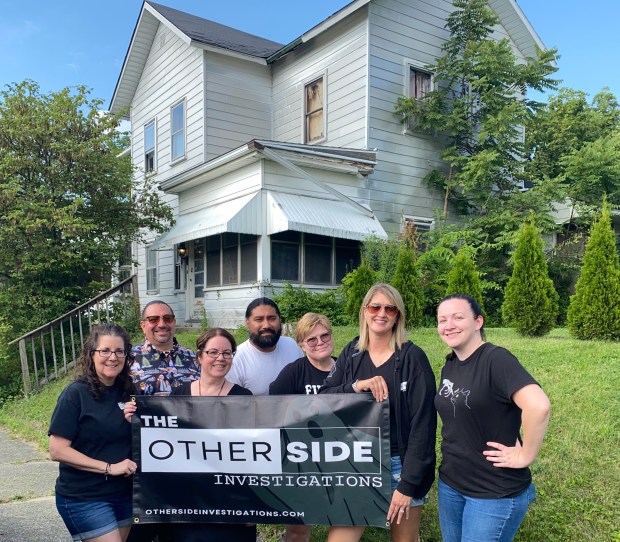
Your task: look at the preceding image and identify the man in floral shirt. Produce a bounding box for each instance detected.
[130,300,198,395]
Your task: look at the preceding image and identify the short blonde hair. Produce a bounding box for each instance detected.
[357,283,407,352]
[295,313,332,345]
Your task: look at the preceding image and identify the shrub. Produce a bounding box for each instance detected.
[502,222,558,336]
[445,246,486,317]
[567,200,620,340]
[273,283,348,326]
[362,236,399,283]
[418,246,455,318]
[342,261,378,324]
[391,229,424,328]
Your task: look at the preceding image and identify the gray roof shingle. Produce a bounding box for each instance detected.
[147,1,284,58]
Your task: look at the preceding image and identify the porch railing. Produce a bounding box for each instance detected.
[8,275,139,397]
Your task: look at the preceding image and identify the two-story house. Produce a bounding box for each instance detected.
[110,0,546,327]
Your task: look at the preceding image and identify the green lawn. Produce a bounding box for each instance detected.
[1,327,618,541]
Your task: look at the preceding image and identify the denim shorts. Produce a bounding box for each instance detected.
[391,456,429,506]
[56,493,133,541]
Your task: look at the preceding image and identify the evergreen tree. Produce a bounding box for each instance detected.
[567,199,620,340]
[445,246,485,316]
[502,222,558,336]
[342,261,377,325]
[391,225,424,328]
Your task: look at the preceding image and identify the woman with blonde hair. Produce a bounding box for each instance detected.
[320,283,437,542]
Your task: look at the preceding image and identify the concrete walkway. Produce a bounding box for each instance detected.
[0,427,69,541]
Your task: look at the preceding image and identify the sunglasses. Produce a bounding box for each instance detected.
[143,314,175,324]
[366,303,399,317]
[304,332,332,347]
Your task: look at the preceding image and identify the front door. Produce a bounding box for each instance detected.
[186,238,206,322]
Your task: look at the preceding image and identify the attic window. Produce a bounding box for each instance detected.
[304,76,325,143]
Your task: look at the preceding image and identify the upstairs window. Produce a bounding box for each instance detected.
[146,247,158,292]
[304,76,325,143]
[171,100,185,162]
[144,121,156,174]
[404,61,434,133]
[402,216,435,251]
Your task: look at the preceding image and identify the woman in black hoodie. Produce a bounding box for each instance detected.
[320,283,436,542]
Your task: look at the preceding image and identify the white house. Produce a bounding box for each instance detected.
[110,0,546,327]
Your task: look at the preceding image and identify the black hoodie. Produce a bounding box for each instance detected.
[319,338,437,499]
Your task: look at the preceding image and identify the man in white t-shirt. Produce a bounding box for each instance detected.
[228,297,303,396]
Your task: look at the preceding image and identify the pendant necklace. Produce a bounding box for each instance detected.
[199,379,226,396]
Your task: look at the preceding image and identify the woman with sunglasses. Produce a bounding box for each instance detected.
[49,323,138,542]
[269,312,336,542]
[320,283,437,542]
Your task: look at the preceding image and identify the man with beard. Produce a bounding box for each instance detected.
[131,300,197,396]
[227,297,303,396]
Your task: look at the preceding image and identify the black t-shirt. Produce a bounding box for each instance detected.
[434,343,539,498]
[269,356,333,395]
[48,380,132,500]
[171,381,252,396]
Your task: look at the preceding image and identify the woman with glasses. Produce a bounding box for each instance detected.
[269,313,336,542]
[170,327,251,398]
[49,323,138,542]
[269,312,335,397]
[320,283,437,542]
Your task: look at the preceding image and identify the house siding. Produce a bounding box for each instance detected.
[204,51,273,160]
[272,7,369,149]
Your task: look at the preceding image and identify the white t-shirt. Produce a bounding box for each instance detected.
[227,336,303,396]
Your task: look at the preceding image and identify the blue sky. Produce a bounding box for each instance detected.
[1,0,618,108]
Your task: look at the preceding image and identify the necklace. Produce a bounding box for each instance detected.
[198,379,226,396]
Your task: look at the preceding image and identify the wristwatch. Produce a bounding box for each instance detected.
[352,379,360,393]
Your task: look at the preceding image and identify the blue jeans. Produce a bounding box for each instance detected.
[391,456,428,506]
[438,478,536,542]
[56,493,133,541]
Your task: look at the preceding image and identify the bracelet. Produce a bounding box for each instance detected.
[352,379,359,393]
[104,463,111,480]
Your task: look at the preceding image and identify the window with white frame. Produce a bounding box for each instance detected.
[171,100,185,162]
[271,232,360,284]
[144,120,156,174]
[402,216,435,250]
[146,247,158,292]
[404,61,434,132]
[194,233,258,288]
[304,76,325,143]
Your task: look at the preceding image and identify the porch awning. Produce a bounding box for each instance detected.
[148,192,259,250]
[267,192,387,241]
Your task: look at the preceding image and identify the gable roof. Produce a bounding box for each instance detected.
[110,0,548,115]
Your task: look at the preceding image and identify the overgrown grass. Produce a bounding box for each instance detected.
[1,327,618,541]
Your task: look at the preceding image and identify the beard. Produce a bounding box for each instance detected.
[249,327,282,350]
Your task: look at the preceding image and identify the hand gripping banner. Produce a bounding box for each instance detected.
[131,394,391,527]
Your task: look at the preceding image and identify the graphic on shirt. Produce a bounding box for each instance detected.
[438,378,470,416]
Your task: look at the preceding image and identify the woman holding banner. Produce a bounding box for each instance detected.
[320,283,437,542]
[49,323,137,542]
[124,327,254,542]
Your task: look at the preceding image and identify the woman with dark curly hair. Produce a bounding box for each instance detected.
[49,323,137,542]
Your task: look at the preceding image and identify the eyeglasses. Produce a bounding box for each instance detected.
[143,314,175,324]
[366,303,399,317]
[92,349,127,359]
[203,349,234,360]
[304,332,332,347]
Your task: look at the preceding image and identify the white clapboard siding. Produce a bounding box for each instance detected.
[272,6,368,148]
[204,51,272,160]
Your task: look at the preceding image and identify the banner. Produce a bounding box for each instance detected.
[131,394,391,527]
